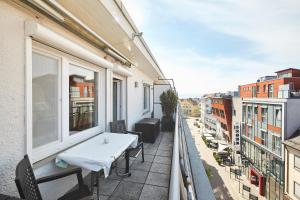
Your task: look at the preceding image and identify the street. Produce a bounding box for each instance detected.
[186,118,266,200]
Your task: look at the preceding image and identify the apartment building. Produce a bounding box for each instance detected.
[240,68,300,200]
[211,96,233,143]
[180,98,200,117]
[283,130,300,200]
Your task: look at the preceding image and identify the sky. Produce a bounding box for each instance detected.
[122,0,300,98]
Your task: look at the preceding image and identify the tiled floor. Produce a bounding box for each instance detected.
[91,131,173,200]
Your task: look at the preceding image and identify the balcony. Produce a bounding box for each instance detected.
[78,106,215,200]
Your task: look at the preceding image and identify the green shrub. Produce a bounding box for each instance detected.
[205,167,212,180]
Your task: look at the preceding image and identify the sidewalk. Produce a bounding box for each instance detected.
[186,118,266,200]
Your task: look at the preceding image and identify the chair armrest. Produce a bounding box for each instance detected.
[126,131,143,141]
[36,167,84,185]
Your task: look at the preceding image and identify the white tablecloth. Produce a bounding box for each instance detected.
[56,132,138,177]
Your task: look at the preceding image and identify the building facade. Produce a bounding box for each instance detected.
[180,98,200,117]
[240,68,300,200]
[211,96,233,143]
[232,97,242,162]
[283,131,300,200]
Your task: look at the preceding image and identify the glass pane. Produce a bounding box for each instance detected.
[295,156,300,169]
[69,64,97,135]
[143,86,147,110]
[32,52,59,148]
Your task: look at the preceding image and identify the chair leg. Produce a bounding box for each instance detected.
[141,144,145,163]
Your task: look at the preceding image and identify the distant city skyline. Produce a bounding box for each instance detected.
[123,0,300,98]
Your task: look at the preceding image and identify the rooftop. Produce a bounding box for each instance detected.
[283,128,300,149]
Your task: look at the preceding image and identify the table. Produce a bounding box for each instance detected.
[56,132,138,199]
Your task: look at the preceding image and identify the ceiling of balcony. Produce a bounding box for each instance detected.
[55,0,163,79]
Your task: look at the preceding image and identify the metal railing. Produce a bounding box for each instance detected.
[169,105,215,200]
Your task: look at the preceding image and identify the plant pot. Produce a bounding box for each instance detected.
[161,116,175,131]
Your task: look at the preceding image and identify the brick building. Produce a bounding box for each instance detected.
[211,96,233,143]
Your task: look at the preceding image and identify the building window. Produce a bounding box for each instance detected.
[69,64,98,135]
[261,130,267,146]
[261,107,268,124]
[257,86,260,93]
[263,85,267,93]
[143,84,150,113]
[268,84,274,97]
[248,126,253,139]
[275,108,282,127]
[295,155,300,170]
[30,46,104,162]
[32,52,60,148]
[247,106,252,120]
[294,182,300,198]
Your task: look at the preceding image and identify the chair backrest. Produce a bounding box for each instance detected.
[15,155,43,200]
[110,120,126,133]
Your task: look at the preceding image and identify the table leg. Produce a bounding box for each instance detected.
[90,171,94,199]
[125,149,131,177]
[96,172,100,200]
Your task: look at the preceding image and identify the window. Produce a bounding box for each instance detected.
[261,130,267,146]
[268,84,274,97]
[257,86,260,93]
[30,46,104,162]
[263,85,267,93]
[247,106,252,120]
[295,155,300,170]
[143,84,150,112]
[261,107,268,124]
[69,64,98,135]
[295,182,300,198]
[32,52,60,148]
[248,126,253,139]
[275,108,282,127]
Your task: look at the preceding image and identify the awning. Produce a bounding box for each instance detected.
[206,136,214,141]
[205,129,216,134]
[203,133,213,137]
[218,143,230,153]
[211,139,218,144]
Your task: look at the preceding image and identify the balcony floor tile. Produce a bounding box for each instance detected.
[139,185,168,200]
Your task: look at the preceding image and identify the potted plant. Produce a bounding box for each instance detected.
[160,89,178,131]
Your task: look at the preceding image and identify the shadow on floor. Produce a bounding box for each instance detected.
[202,160,234,200]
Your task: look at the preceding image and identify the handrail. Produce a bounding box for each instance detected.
[169,106,180,200]
[169,105,216,200]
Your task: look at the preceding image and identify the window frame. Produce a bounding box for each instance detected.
[27,43,105,163]
[294,181,300,198]
[295,155,300,171]
[143,83,151,114]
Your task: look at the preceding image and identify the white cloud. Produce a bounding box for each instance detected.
[161,0,300,64]
[153,46,277,97]
[122,0,300,96]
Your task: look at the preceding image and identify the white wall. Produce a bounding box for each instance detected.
[153,84,171,120]
[0,1,27,196]
[0,1,160,198]
[286,99,300,139]
[285,146,300,200]
[232,97,242,145]
[127,67,154,130]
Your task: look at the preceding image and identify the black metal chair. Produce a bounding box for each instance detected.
[110,120,144,162]
[15,155,91,200]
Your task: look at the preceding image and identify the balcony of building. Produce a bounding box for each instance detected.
[84,106,215,200]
